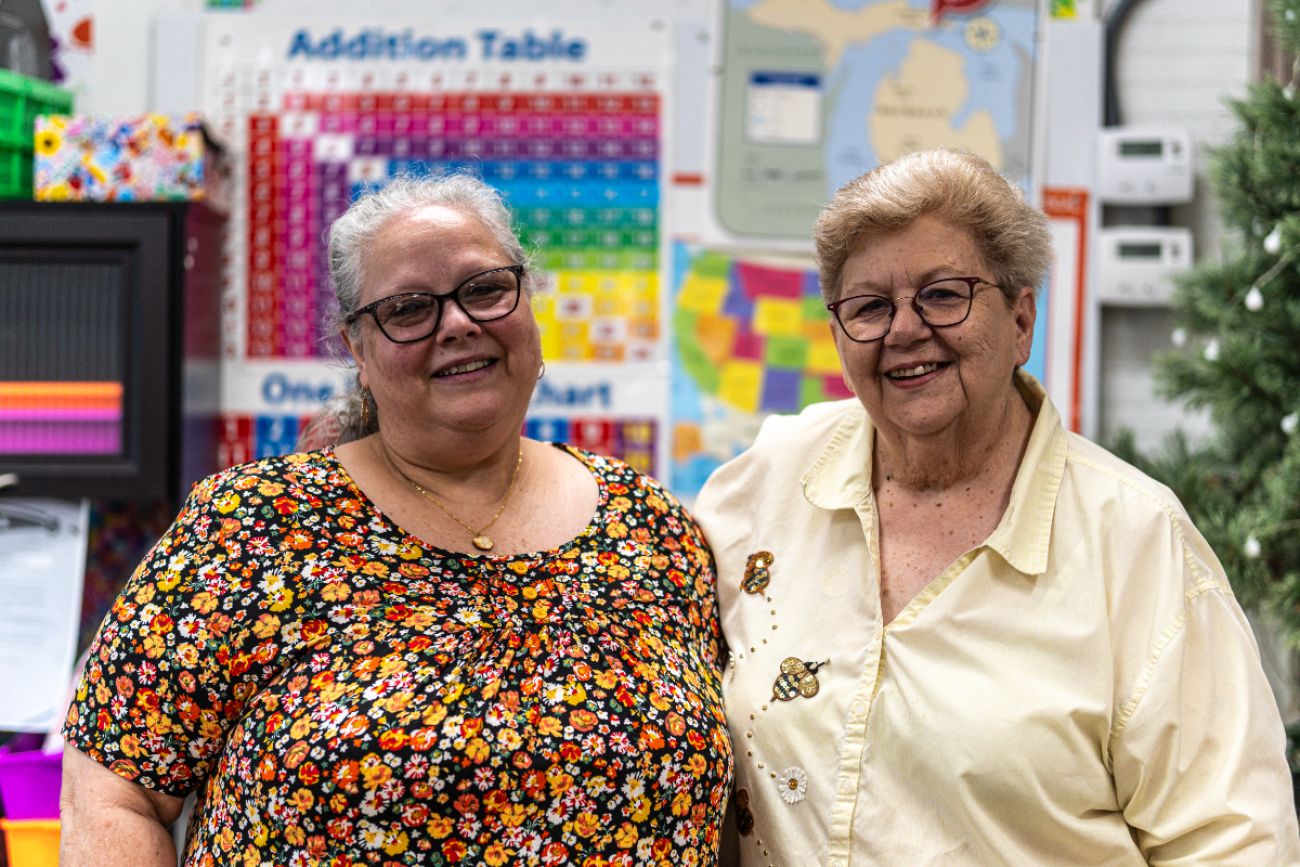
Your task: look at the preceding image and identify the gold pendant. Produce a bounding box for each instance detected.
[742,551,774,594]
[472,534,494,551]
[771,657,827,701]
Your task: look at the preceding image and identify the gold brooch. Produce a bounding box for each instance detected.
[771,657,828,701]
[742,551,774,594]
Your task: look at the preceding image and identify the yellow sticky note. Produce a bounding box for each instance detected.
[718,360,763,413]
[619,272,657,296]
[539,327,561,359]
[594,293,625,316]
[753,297,803,337]
[678,274,727,314]
[673,422,703,463]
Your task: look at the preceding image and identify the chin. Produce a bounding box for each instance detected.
[880,402,963,438]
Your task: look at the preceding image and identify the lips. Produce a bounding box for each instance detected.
[433,358,494,377]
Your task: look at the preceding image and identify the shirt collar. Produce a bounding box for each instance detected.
[800,370,1067,576]
[800,400,874,511]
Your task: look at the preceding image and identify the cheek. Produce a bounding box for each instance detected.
[834,341,879,394]
[367,344,429,391]
[953,327,1014,383]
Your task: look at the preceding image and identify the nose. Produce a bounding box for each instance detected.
[433,295,482,342]
[883,295,931,345]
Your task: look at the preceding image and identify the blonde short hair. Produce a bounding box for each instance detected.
[813,148,1051,305]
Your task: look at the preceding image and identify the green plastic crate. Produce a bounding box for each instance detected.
[0,68,73,199]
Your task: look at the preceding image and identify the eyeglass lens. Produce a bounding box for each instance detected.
[373,268,520,342]
[834,278,976,342]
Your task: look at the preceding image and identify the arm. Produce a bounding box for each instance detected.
[59,745,185,867]
[1112,582,1300,863]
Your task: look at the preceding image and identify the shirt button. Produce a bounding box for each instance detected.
[850,700,866,718]
[829,859,847,867]
[838,777,855,794]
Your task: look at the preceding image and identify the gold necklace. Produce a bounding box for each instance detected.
[390,448,524,552]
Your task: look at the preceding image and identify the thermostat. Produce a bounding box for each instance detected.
[1095,226,1193,306]
[1097,127,1194,204]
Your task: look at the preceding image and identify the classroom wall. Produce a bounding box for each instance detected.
[65,0,1296,721]
[1097,0,1253,451]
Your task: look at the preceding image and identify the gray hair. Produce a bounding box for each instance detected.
[813,148,1052,306]
[298,173,535,449]
[327,172,535,339]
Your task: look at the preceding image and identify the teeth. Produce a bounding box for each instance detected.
[887,363,939,379]
[437,359,491,376]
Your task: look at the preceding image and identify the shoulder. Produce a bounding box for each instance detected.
[1060,433,1193,530]
[1058,432,1229,593]
[698,399,862,504]
[184,450,340,519]
[561,444,710,560]
[561,445,693,518]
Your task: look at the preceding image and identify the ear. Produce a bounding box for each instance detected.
[1011,286,1036,367]
[340,327,369,389]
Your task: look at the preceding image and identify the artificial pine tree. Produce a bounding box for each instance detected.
[1121,0,1300,641]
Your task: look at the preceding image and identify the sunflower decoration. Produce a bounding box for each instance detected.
[34,127,62,158]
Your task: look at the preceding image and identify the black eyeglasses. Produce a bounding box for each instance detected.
[345,265,525,344]
[826,276,1000,343]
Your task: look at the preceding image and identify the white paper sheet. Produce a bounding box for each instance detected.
[0,498,88,732]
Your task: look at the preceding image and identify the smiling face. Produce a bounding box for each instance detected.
[340,204,541,450]
[830,213,1036,444]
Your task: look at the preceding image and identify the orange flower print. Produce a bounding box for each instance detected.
[61,446,731,866]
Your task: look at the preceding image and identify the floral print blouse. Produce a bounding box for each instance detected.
[64,445,732,867]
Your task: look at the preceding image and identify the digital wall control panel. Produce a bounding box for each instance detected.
[1095,226,1193,305]
[1097,127,1194,204]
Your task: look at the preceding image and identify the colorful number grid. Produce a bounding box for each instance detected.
[220,412,658,477]
[525,416,658,475]
[244,90,661,363]
[218,413,316,469]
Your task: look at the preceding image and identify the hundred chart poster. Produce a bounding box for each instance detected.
[199,14,671,478]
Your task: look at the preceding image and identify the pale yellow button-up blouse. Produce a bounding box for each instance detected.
[695,373,1299,866]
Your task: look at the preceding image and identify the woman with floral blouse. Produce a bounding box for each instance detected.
[60,174,733,866]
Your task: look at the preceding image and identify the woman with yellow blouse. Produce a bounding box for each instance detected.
[697,148,1299,865]
[60,174,732,866]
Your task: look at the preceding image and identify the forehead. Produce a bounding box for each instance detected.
[361,205,507,298]
[842,214,984,290]
[371,204,501,258]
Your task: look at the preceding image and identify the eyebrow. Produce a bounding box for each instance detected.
[844,267,960,295]
[381,265,517,296]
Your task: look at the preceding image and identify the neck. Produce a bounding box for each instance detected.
[873,386,1032,494]
[374,432,525,504]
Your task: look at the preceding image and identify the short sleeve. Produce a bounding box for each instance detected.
[63,466,273,795]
